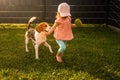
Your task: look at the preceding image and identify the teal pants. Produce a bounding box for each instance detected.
[56,40,66,54]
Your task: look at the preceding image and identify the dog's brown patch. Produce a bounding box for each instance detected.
[36,22,48,33]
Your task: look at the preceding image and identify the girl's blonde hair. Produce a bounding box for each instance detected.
[56,12,60,19]
[56,12,68,19]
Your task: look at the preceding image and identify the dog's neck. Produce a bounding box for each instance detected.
[36,30,48,33]
[35,30,46,36]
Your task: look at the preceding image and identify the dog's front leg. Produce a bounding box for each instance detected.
[35,44,39,59]
[44,42,53,53]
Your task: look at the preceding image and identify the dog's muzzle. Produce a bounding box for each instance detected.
[45,26,51,32]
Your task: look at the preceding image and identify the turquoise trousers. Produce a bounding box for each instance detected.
[56,40,66,54]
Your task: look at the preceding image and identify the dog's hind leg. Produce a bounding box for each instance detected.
[44,42,53,53]
[30,38,36,46]
[25,38,29,52]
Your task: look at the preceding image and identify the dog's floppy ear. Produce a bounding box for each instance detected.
[35,24,43,33]
[35,22,48,33]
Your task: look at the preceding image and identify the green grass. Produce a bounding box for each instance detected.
[0,24,120,80]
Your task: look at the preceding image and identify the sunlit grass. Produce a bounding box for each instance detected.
[0,24,120,80]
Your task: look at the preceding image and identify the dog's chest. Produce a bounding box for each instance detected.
[35,32,47,43]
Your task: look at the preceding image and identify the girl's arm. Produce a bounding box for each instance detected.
[46,22,59,35]
[71,24,77,28]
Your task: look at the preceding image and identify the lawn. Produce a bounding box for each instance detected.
[0,24,120,80]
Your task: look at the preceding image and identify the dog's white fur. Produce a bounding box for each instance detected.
[25,17,53,59]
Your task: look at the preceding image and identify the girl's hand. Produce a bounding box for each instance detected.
[71,24,77,28]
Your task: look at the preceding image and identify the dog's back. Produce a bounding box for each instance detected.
[27,29,35,41]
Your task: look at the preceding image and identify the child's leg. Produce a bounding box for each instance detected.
[56,40,66,63]
[56,40,66,53]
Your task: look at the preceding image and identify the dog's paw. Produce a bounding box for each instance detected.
[35,57,39,60]
[26,50,29,52]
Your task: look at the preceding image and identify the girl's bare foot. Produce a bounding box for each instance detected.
[56,52,62,63]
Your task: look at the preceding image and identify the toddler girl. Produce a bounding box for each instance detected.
[46,2,76,63]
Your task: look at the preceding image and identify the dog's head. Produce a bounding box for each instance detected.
[35,22,51,33]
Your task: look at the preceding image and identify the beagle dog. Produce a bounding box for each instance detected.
[25,17,53,59]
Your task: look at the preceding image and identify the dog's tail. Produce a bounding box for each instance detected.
[27,17,37,30]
